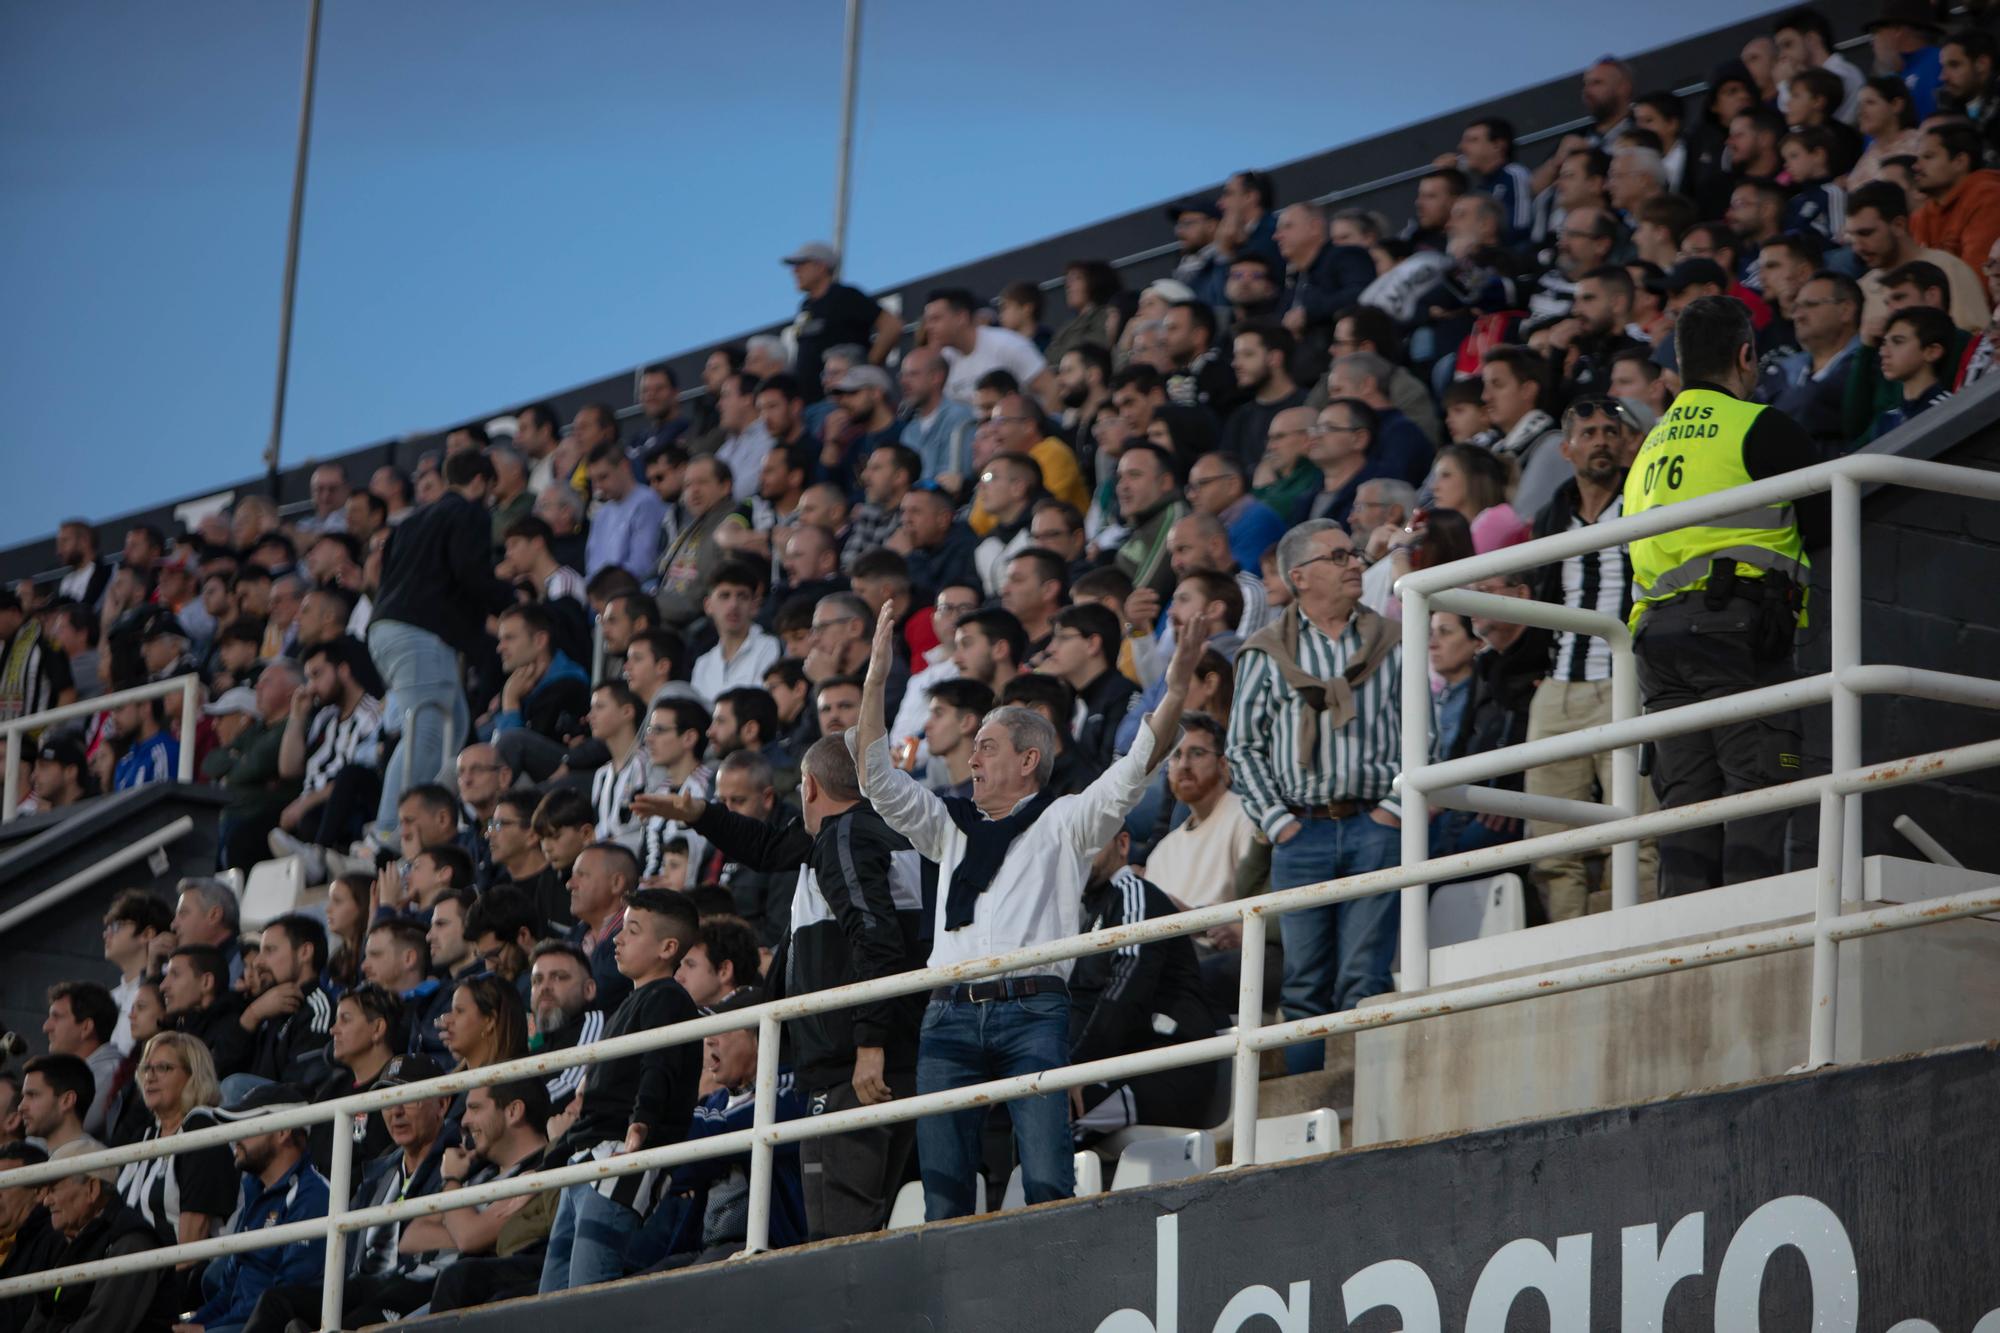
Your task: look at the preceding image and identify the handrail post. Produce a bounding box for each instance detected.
[179,678,200,783]
[1609,637,1641,909]
[1830,474,1863,901]
[1228,910,1267,1164]
[1398,588,1432,991]
[742,1012,781,1254]
[2,729,19,824]
[320,1108,353,1331]
[1806,789,1843,1067]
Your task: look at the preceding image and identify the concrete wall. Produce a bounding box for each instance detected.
[1792,393,2000,872]
[1354,856,2000,1146]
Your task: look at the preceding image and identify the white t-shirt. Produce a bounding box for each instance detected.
[943,327,1046,405]
[690,626,783,705]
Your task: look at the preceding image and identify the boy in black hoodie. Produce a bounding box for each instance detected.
[538,875,703,1293]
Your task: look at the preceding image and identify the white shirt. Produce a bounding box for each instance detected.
[642,764,714,881]
[111,972,142,1055]
[943,327,1046,406]
[1144,791,1256,910]
[57,562,102,605]
[690,626,782,705]
[544,566,587,603]
[716,424,775,501]
[851,720,1164,980]
[591,742,650,852]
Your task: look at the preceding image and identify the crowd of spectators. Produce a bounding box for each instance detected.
[2,1,1998,1323]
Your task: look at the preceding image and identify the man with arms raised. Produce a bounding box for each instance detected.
[850,597,1207,1219]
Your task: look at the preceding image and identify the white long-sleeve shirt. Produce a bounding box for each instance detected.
[849,720,1164,980]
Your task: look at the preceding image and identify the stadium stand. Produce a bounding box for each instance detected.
[4,0,2000,1327]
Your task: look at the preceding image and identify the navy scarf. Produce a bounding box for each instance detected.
[940,788,1060,930]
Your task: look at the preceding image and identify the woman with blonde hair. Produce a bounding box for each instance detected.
[114,1031,240,1252]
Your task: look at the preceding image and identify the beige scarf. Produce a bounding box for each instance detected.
[1241,603,1397,756]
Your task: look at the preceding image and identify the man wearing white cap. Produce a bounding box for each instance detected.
[784,241,900,405]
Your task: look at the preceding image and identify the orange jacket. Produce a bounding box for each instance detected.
[1912,169,2000,302]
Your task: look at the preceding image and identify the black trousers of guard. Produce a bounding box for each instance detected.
[1634,592,1803,897]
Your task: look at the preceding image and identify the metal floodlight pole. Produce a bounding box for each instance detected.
[831,0,862,260]
[263,0,325,494]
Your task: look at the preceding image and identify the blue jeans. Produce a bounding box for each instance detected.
[367,619,467,843]
[538,1182,640,1293]
[1428,807,1520,859]
[916,990,1073,1220]
[1270,811,1401,1073]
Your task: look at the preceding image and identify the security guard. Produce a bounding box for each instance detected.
[1624,295,1827,897]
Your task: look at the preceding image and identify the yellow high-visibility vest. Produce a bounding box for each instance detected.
[1623,387,1809,630]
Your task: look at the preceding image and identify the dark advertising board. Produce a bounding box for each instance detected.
[415,1042,2000,1331]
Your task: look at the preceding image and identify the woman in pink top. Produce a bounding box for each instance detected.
[1433,444,1531,553]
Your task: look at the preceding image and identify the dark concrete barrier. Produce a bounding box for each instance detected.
[412,1041,2000,1331]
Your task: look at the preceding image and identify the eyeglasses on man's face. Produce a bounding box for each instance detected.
[1290,548,1364,573]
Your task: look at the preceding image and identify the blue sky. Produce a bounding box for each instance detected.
[0,0,1766,548]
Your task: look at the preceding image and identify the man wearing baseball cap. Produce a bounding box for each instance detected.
[26,735,91,816]
[185,1083,328,1333]
[238,1054,454,1331]
[22,1136,172,1333]
[1167,198,1229,307]
[783,241,900,404]
[824,363,904,487]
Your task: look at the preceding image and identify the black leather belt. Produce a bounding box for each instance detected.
[931,976,1068,1004]
[1286,799,1371,820]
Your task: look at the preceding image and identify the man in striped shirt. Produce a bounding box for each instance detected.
[1524,402,1658,919]
[1228,520,1402,1073]
[269,637,384,878]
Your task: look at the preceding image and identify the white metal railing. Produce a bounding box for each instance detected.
[1,737,1999,1327]
[2,673,200,822]
[1394,452,2000,1070]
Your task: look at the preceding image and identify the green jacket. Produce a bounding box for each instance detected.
[202,719,300,821]
[1115,498,1189,599]
[1841,325,1971,444]
[1254,460,1323,526]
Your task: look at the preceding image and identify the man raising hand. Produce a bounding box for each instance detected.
[850,599,1206,1221]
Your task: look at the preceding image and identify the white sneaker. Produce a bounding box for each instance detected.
[266,829,328,885]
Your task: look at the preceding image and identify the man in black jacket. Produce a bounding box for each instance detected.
[367,449,519,849]
[636,733,924,1239]
[243,914,336,1087]
[22,1137,171,1333]
[0,1141,63,1332]
[161,944,254,1079]
[1070,829,1221,1139]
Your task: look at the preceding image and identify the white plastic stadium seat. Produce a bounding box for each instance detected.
[216,868,246,900]
[1252,1108,1341,1164]
[887,1174,987,1229]
[1000,1152,1106,1209]
[887,1181,925,1230]
[1426,872,1528,949]
[1111,1131,1216,1191]
[240,856,305,931]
